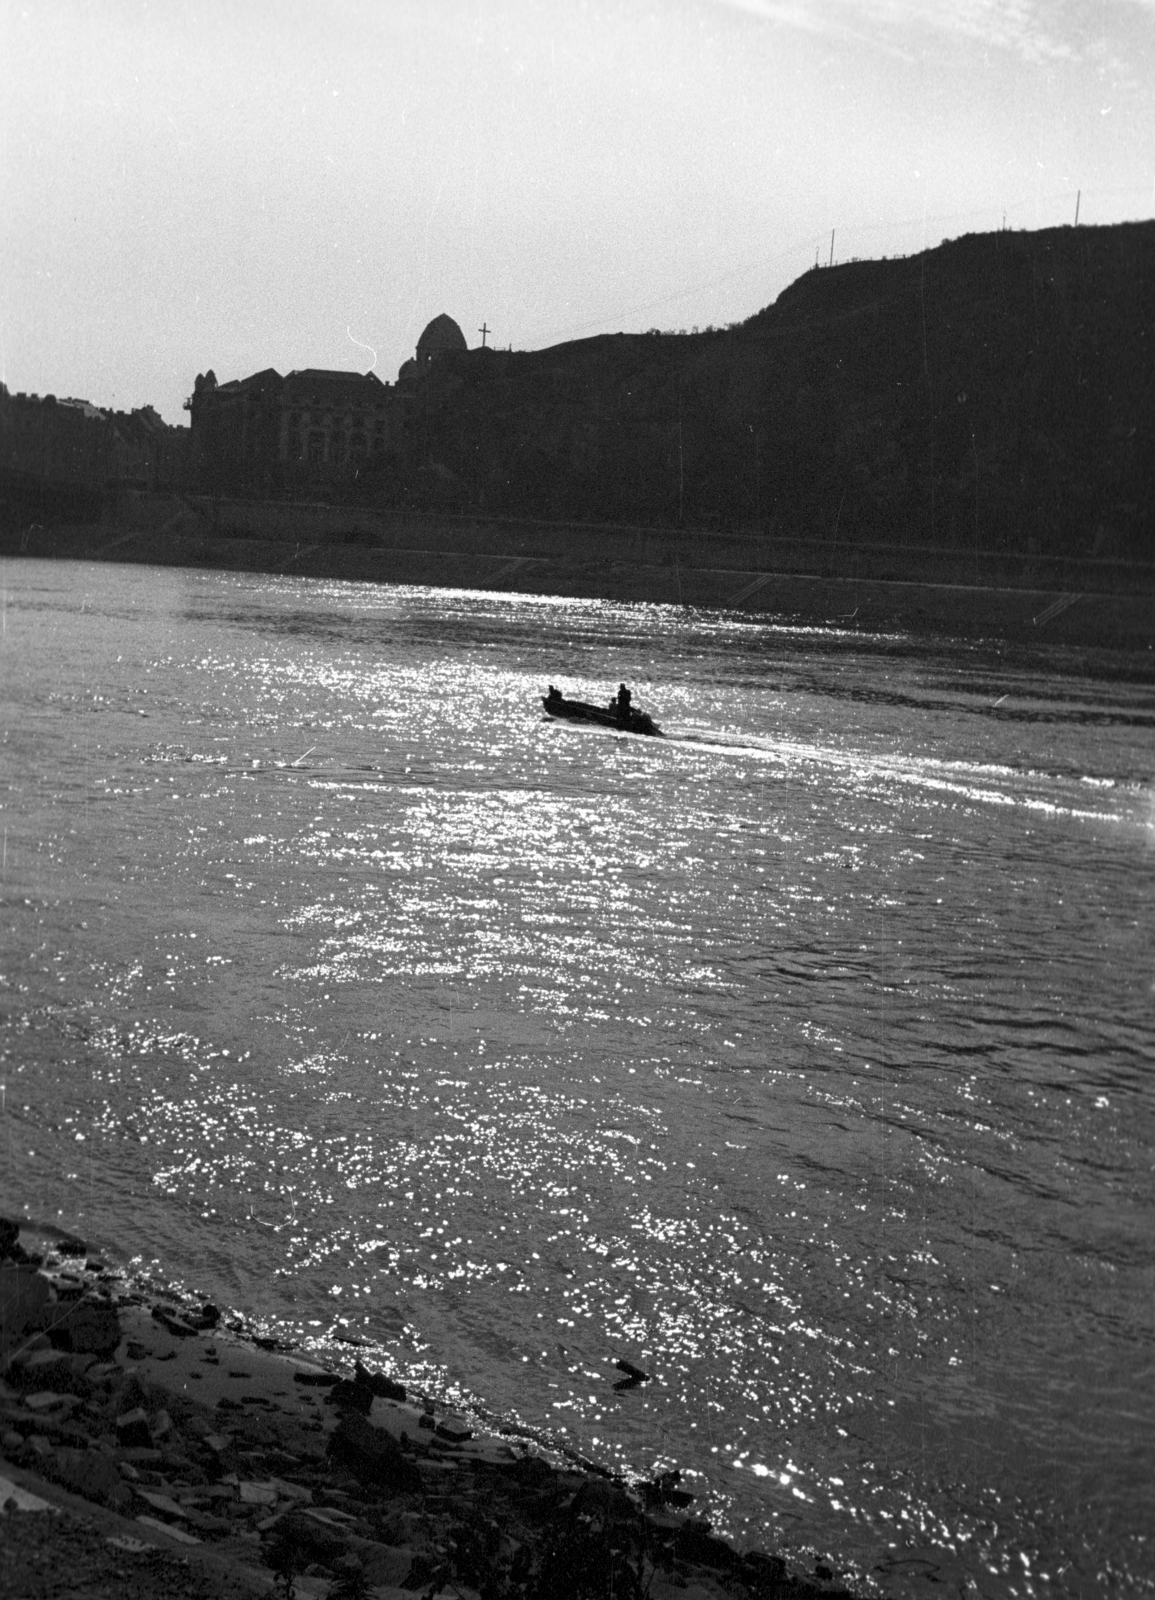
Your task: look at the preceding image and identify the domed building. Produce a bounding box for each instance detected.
[398,314,468,382]
[417,313,467,359]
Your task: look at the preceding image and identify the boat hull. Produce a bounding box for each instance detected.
[542,697,663,737]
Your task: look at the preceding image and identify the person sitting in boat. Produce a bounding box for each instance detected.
[612,683,632,723]
[545,684,563,707]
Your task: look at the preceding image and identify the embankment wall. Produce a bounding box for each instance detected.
[2,493,1152,651]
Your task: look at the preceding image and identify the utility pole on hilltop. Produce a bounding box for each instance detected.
[677,382,685,526]
[829,229,835,267]
[478,322,490,348]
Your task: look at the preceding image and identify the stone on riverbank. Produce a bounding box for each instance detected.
[43,1446,134,1513]
[353,1357,406,1401]
[150,1305,200,1339]
[41,1293,122,1356]
[0,1217,40,1267]
[326,1411,423,1495]
[115,1408,153,1449]
[0,1263,51,1361]
[264,1506,349,1569]
[324,1378,373,1415]
[10,1346,92,1396]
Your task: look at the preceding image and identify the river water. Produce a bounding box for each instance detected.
[2,558,1153,1596]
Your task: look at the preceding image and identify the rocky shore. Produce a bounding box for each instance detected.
[1,1219,860,1600]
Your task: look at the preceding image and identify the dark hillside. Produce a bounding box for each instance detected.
[399,222,1154,567]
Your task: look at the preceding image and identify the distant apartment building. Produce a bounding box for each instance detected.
[0,384,188,507]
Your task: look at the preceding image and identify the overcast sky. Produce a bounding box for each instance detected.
[2,0,1152,424]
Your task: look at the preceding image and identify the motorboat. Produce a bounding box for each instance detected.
[541,684,663,737]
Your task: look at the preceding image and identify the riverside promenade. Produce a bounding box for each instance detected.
[2,493,1151,651]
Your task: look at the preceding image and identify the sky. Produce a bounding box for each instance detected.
[2,0,1152,425]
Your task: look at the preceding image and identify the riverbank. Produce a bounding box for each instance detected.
[2,494,1152,650]
[1,1219,858,1599]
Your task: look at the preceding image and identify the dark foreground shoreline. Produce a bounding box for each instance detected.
[1,1219,862,1599]
[2,493,1152,652]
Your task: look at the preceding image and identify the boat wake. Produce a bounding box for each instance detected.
[663,725,773,754]
[660,724,1143,829]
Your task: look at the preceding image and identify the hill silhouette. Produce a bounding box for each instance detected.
[390,221,1153,567]
[3,221,1151,644]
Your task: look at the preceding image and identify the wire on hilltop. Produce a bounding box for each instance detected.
[524,184,1154,349]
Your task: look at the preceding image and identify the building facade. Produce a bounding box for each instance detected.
[0,384,187,505]
[187,317,470,497]
[186,366,398,494]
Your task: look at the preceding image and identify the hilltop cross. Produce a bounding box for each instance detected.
[478,322,490,348]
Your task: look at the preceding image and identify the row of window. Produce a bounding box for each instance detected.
[288,411,385,430]
[300,432,388,464]
[240,425,390,463]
